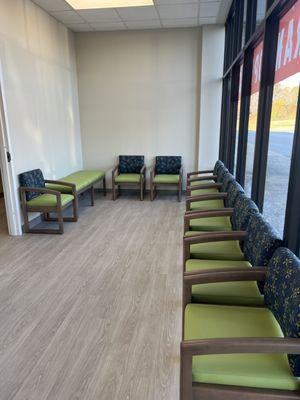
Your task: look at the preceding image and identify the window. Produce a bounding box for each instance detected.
[263,1,300,235]
[256,0,267,26]
[242,0,248,46]
[244,41,263,196]
[234,65,243,174]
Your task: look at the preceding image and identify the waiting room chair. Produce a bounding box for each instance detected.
[181,247,300,399]
[150,156,183,201]
[112,155,146,201]
[19,169,78,234]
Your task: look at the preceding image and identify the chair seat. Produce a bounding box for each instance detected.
[185,259,263,306]
[185,232,245,261]
[191,188,220,196]
[115,173,141,183]
[185,303,299,391]
[153,174,179,184]
[190,180,216,187]
[27,194,74,208]
[190,199,225,210]
[189,216,232,232]
[46,170,105,193]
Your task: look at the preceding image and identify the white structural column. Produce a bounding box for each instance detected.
[197,25,225,170]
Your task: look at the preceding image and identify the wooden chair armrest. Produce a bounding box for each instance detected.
[187,183,222,193]
[183,231,247,245]
[186,193,227,207]
[112,164,119,174]
[181,338,300,357]
[180,165,183,177]
[188,175,217,183]
[187,169,214,177]
[44,179,76,192]
[184,208,234,221]
[183,267,266,285]
[140,165,146,175]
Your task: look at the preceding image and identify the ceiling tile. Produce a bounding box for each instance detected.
[161,17,198,27]
[90,21,127,30]
[116,5,159,20]
[125,19,162,28]
[154,0,197,4]
[31,0,72,11]
[156,3,198,19]
[198,16,217,24]
[66,23,93,31]
[51,10,85,23]
[77,8,121,22]
[199,2,220,18]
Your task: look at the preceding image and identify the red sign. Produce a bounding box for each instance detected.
[251,0,300,94]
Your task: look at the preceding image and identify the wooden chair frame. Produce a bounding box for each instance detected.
[186,192,228,211]
[20,180,78,234]
[183,208,234,234]
[180,268,300,400]
[112,164,146,201]
[150,164,183,202]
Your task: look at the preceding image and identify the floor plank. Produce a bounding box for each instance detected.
[0,192,183,400]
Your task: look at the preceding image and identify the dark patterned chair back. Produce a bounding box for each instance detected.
[19,169,45,201]
[244,213,283,267]
[216,165,228,183]
[155,156,182,174]
[265,247,300,376]
[119,155,144,174]
[226,180,245,208]
[213,160,225,175]
[220,172,235,192]
[232,194,259,231]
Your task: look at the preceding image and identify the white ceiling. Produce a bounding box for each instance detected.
[31,0,231,32]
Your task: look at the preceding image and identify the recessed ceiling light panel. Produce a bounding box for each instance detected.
[65,0,154,9]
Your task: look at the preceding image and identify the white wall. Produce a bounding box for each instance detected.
[75,28,201,188]
[0,0,82,233]
[198,25,225,170]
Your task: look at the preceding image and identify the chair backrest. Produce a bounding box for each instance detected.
[19,169,45,201]
[213,160,225,175]
[226,180,245,208]
[220,172,235,192]
[216,165,229,183]
[119,155,144,174]
[232,193,259,231]
[244,213,283,267]
[155,156,182,174]
[265,247,300,376]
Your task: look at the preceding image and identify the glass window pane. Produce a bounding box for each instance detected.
[256,0,267,27]
[242,0,248,46]
[263,1,300,235]
[234,65,243,174]
[245,41,263,196]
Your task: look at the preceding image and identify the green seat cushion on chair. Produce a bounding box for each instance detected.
[46,170,105,193]
[191,188,220,196]
[115,173,141,183]
[186,259,263,306]
[185,232,245,261]
[185,303,300,391]
[190,180,216,187]
[153,174,179,184]
[27,193,74,208]
[190,199,225,211]
[189,216,232,232]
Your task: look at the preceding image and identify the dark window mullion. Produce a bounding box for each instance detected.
[251,15,279,209]
[227,65,240,173]
[284,84,300,256]
[219,78,229,161]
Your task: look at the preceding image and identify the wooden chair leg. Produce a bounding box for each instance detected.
[150,180,154,201]
[178,180,182,202]
[22,207,30,233]
[57,208,64,234]
[103,177,107,196]
[140,181,144,201]
[180,347,193,400]
[73,198,79,221]
[91,186,95,206]
[112,184,115,200]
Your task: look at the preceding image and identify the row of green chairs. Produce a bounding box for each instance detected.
[180,161,300,400]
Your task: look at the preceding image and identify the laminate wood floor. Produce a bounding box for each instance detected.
[0,192,184,400]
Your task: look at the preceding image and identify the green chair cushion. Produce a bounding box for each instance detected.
[185,232,245,261]
[189,216,232,232]
[153,174,179,184]
[190,199,225,211]
[190,180,216,187]
[191,188,220,196]
[46,170,105,193]
[115,173,141,183]
[27,193,74,208]
[185,303,300,391]
[185,259,263,306]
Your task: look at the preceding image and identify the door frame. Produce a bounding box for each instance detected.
[0,54,22,236]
